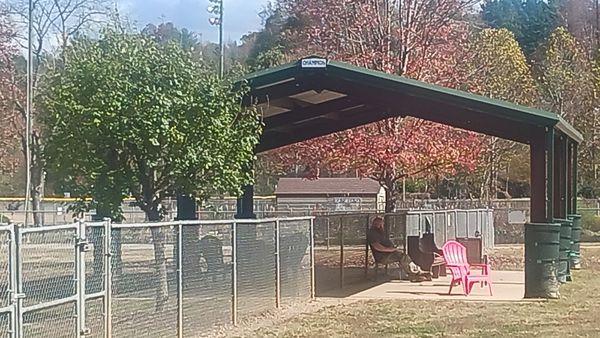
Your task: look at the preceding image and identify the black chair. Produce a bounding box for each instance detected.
[420,233,446,277]
[368,243,391,279]
[456,237,484,264]
[407,235,434,273]
[407,235,446,278]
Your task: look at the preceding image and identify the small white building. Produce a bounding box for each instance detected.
[274,178,385,212]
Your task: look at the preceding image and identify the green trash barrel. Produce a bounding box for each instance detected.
[568,214,582,270]
[524,222,560,299]
[556,219,572,283]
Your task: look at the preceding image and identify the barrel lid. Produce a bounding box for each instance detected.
[525,222,561,228]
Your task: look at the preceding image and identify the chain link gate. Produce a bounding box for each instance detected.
[0,225,15,337]
[2,220,110,338]
[1,217,315,337]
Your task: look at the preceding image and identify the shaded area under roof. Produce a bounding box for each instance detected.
[275,177,381,195]
[239,57,583,153]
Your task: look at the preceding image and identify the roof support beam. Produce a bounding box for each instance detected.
[265,96,362,130]
[258,107,389,152]
[323,79,535,144]
[247,74,327,105]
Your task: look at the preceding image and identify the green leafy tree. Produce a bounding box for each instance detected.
[42,30,261,310]
[538,27,598,196]
[463,28,539,199]
[481,0,560,55]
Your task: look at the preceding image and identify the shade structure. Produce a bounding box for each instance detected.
[225,57,582,298]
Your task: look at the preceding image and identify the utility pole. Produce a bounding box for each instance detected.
[24,0,33,227]
[208,0,224,78]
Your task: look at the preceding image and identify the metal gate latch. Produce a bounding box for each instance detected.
[76,239,91,252]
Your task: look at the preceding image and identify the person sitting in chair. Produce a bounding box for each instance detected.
[367,217,431,282]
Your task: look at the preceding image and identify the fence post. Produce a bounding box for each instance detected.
[177,222,183,338]
[465,210,470,237]
[326,218,330,251]
[12,222,23,338]
[310,218,315,300]
[443,211,448,243]
[339,215,344,289]
[9,224,19,338]
[103,218,112,338]
[454,209,458,239]
[231,221,238,326]
[275,220,281,308]
[76,219,89,336]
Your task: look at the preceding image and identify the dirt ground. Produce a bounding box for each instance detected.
[221,246,600,337]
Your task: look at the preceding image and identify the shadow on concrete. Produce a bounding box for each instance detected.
[316,266,409,298]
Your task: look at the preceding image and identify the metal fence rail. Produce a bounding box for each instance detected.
[312,209,494,290]
[0,217,315,337]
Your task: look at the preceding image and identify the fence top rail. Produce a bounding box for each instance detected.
[313,208,493,218]
[405,208,492,214]
[20,222,78,233]
[0,224,11,232]
[85,221,106,227]
[105,216,315,229]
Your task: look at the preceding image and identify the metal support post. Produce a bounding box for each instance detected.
[231,222,238,325]
[13,223,23,338]
[465,211,470,237]
[310,218,315,299]
[339,216,344,289]
[76,219,89,336]
[9,224,21,338]
[103,218,112,338]
[275,220,281,308]
[364,215,369,278]
[572,142,578,213]
[177,223,183,338]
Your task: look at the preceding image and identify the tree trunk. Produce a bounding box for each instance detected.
[31,135,44,226]
[384,182,397,214]
[147,208,169,312]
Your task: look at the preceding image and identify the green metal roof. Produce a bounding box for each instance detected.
[240,57,582,151]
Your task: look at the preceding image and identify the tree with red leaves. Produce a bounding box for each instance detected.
[262,0,482,212]
[0,7,21,177]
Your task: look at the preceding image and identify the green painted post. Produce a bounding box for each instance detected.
[546,128,554,223]
[525,128,560,298]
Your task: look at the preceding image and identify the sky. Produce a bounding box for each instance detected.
[118,0,271,43]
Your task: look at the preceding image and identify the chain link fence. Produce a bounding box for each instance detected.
[0,225,12,337]
[313,210,494,290]
[0,216,314,337]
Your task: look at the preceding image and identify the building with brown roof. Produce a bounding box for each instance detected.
[274,178,385,212]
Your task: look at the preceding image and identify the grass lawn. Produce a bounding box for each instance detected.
[244,246,600,337]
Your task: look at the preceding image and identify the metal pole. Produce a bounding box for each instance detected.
[24,0,33,229]
[9,224,18,338]
[326,218,330,251]
[13,223,23,338]
[177,222,183,338]
[454,210,458,235]
[573,142,578,213]
[103,218,112,338]
[231,221,237,325]
[339,216,344,289]
[465,210,470,237]
[76,219,88,336]
[364,215,369,278]
[310,218,315,300]
[218,0,224,79]
[275,220,280,308]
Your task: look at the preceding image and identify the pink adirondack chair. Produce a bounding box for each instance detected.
[442,240,493,296]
